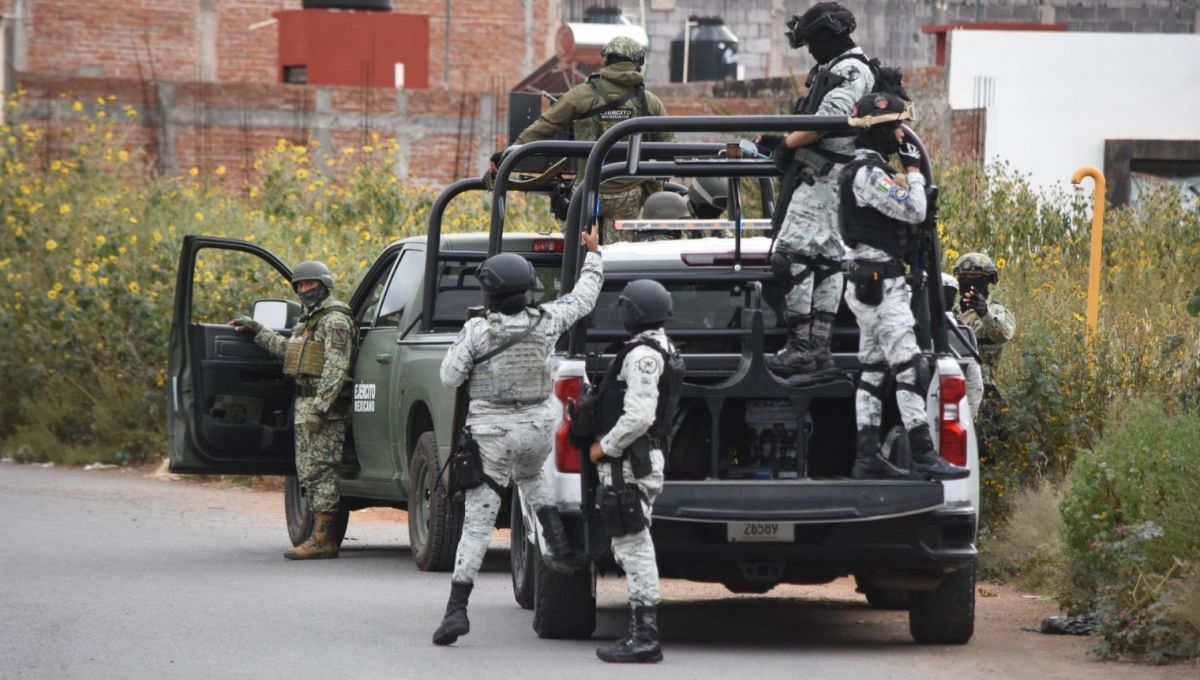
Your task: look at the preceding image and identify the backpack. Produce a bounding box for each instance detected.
[795,53,910,115]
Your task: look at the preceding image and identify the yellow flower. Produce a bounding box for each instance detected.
[128,281,140,293]
[73,258,82,266]
[59,203,71,215]
[95,235,106,246]
[296,168,308,180]
[194,211,205,222]
[995,256,1006,269]
[45,239,58,251]
[1072,313,1085,323]
[96,341,105,351]
[215,165,226,176]
[117,150,129,162]
[87,262,100,273]
[47,289,58,300]
[152,231,163,243]
[129,216,138,224]
[99,276,109,286]
[96,96,107,105]
[118,246,127,254]
[189,167,199,177]
[72,101,83,112]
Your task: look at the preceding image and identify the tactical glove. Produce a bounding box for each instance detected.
[304,412,325,434]
[772,141,794,173]
[962,292,988,317]
[897,139,922,171]
[231,316,263,334]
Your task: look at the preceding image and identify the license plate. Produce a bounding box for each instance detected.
[727,522,794,543]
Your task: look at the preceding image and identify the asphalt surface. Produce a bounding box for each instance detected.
[3,463,1195,680]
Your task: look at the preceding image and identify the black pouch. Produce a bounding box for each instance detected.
[451,432,485,492]
[595,460,646,537]
[852,265,884,305]
[596,485,627,536]
[629,436,653,479]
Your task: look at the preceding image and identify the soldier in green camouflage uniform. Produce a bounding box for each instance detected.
[231,260,354,560]
[509,36,673,244]
[951,252,1016,394]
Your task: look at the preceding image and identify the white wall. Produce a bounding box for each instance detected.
[947,31,1200,191]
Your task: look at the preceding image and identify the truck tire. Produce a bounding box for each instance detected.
[510,493,536,610]
[909,561,976,644]
[284,476,349,548]
[408,432,464,572]
[532,545,595,639]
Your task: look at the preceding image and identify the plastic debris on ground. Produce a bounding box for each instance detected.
[83,463,119,471]
[1034,613,1101,635]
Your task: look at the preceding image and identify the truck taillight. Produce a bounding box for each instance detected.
[554,376,583,473]
[532,239,564,253]
[939,373,968,467]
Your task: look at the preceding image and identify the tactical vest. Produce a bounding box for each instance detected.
[838,156,911,259]
[282,303,353,378]
[573,78,650,142]
[468,309,553,405]
[595,336,685,449]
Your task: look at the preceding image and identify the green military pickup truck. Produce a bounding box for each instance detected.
[166,204,570,570]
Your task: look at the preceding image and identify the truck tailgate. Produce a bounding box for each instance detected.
[652,480,944,523]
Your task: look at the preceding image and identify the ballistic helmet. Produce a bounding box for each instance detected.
[688,176,728,220]
[617,279,673,333]
[477,252,537,295]
[785,2,856,49]
[292,260,335,291]
[601,36,645,67]
[641,191,690,220]
[849,92,914,127]
[954,252,999,283]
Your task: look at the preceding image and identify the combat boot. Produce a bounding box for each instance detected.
[851,426,908,480]
[907,423,970,481]
[432,581,473,646]
[596,605,663,663]
[809,311,838,371]
[765,315,817,376]
[283,511,339,560]
[536,506,575,572]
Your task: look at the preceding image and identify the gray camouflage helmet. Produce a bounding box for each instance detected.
[688,176,728,219]
[617,279,673,329]
[292,260,335,290]
[953,252,999,283]
[941,272,958,292]
[601,36,645,66]
[641,191,690,220]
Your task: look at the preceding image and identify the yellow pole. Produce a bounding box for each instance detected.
[1071,167,1106,344]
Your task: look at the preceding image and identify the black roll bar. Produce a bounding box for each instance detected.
[422,178,486,332]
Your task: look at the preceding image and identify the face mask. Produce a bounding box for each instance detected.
[806,30,855,65]
[490,292,528,315]
[299,285,328,310]
[859,125,901,157]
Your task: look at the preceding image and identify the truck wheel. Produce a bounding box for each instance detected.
[284,476,349,547]
[532,545,595,639]
[909,561,976,644]
[509,493,536,610]
[408,432,464,572]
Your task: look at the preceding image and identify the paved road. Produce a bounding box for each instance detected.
[2,464,1194,680]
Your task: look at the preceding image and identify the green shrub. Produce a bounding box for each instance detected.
[1059,399,1200,662]
[979,481,1066,596]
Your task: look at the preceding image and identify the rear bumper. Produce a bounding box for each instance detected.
[652,479,945,522]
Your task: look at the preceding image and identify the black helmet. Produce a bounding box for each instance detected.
[617,279,672,333]
[641,191,690,220]
[476,252,536,295]
[785,2,856,49]
[688,176,728,220]
[849,92,913,126]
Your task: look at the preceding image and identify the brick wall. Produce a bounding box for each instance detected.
[17,64,959,187]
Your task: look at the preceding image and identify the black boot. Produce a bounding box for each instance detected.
[597,605,663,663]
[765,314,817,376]
[809,311,838,371]
[536,506,575,573]
[432,581,472,646]
[907,424,970,481]
[851,426,908,480]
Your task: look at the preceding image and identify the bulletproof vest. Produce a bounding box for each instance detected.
[838,156,911,259]
[282,304,352,378]
[468,309,552,404]
[572,79,650,143]
[595,337,685,446]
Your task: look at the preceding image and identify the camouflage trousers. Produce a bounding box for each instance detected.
[295,397,347,514]
[599,186,646,245]
[845,275,926,431]
[777,168,847,320]
[598,449,665,608]
[963,358,984,418]
[452,415,556,584]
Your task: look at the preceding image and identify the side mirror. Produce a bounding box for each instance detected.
[252,299,302,329]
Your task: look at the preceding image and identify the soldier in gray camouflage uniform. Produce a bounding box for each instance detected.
[432,231,604,647]
[766,2,875,376]
[231,260,354,560]
[589,279,682,664]
[838,93,967,482]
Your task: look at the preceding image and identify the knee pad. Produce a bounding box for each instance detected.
[892,354,931,396]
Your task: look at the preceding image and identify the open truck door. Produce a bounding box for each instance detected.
[167,235,299,474]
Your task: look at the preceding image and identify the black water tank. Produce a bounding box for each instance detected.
[669,16,738,83]
[303,0,392,10]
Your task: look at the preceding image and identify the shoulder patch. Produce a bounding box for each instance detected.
[329,326,349,352]
[888,183,910,202]
[873,174,895,196]
[636,354,662,375]
[844,66,859,82]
